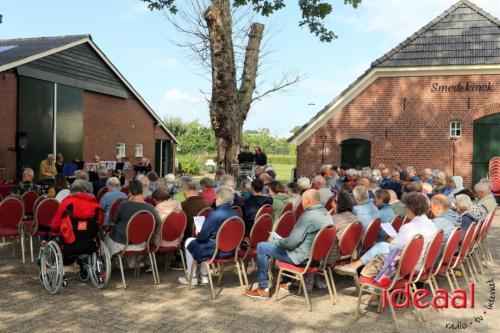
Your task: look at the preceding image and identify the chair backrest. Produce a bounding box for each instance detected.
[275,211,296,238]
[362,218,381,251]
[232,205,243,218]
[197,207,214,218]
[33,194,51,212]
[397,234,424,279]
[417,230,444,281]
[97,187,109,202]
[479,210,495,241]
[470,218,484,247]
[279,202,293,218]
[109,198,126,222]
[214,217,245,255]
[390,215,403,233]
[126,210,156,245]
[120,186,129,195]
[22,190,38,216]
[256,204,273,220]
[339,222,363,256]
[0,193,3,201]
[0,196,24,228]
[144,196,156,206]
[310,225,337,262]
[249,213,273,249]
[402,216,411,225]
[433,227,461,274]
[294,203,304,221]
[325,196,335,212]
[454,223,477,264]
[160,210,187,243]
[35,198,60,229]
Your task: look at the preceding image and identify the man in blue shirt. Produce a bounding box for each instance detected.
[430,194,458,245]
[353,185,380,231]
[99,177,127,226]
[374,189,395,242]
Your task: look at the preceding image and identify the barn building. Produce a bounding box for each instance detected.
[0,34,178,181]
[289,0,500,186]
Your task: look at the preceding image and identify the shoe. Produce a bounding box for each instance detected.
[170,261,184,271]
[279,282,291,294]
[79,267,89,281]
[145,266,153,273]
[178,276,198,286]
[244,288,270,300]
[200,275,209,285]
[334,265,358,276]
[62,276,68,288]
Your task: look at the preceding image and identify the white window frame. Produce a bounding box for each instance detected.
[134,144,143,158]
[450,121,462,138]
[116,143,126,158]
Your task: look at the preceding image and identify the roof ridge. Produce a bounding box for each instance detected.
[371,0,500,68]
[0,34,90,43]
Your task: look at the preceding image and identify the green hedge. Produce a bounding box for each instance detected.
[177,155,203,175]
[268,155,296,165]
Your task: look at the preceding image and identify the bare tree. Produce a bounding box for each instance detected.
[141,0,361,172]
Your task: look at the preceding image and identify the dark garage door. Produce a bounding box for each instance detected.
[340,139,371,168]
[473,113,500,184]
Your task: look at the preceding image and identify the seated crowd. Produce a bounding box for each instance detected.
[7,159,498,306]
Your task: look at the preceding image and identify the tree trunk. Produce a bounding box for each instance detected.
[205,1,265,173]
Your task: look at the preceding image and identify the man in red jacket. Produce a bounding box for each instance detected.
[49,179,103,281]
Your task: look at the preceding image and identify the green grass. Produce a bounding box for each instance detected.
[273,163,295,184]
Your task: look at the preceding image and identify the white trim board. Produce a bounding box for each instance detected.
[290,65,500,145]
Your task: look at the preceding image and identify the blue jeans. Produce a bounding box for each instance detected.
[360,242,391,265]
[257,242,293,289]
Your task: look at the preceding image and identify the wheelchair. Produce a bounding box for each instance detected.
[39,205,111,294]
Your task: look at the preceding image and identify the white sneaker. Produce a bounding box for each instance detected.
[200,275,209,285]
[178,276,198,286]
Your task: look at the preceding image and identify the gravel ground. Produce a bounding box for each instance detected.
[1,210,499,333]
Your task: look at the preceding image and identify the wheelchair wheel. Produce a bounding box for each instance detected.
[40,241,64,295]
[88,240,111,289]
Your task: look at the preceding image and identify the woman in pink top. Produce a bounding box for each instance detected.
[200,177,217,205]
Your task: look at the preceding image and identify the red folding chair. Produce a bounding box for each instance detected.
[144,196,156,206]
[0,196,25,262]
[239,213,273,289]
[21,190,38,219]
[402,216,411,225]
[448,223,477,288]
[358,218,381,257]
[274,225,337,311]
[0,193,3,201]
[23,198,59,263]
[97,187,109,202]
[151,210,187,283]
[294,203,304,221]
[325,196,335,212]
[464,218,485,281]
[197,207,214,218]
[109,198,126,224]
[120,186,129,195]
[478,210,496,265]
[279,202,293,218]
[33,194,51,212]
[232,205,243,218]
[114,210,156,288]
[390,215,403,233]
[411,230,444,309]
[431,227,462,291]
[256,204,273,220]
[356,235,424,332]
[331,222,363,294]
[274,211,296,238]
[188,217,245,299]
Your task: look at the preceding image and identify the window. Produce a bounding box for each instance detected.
[450,121,462,138]
[134,144,143,158]
[116,143,126,158]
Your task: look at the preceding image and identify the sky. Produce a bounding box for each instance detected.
[1,0,500,137]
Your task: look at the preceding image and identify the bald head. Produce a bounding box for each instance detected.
[430,194,451,217]
[358,177,370,188]
[301,189,321,209]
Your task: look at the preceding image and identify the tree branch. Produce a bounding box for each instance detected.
[251,74,300,103]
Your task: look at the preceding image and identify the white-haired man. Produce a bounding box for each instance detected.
[100,177,128,226]
[320,164,338,188]
[475,182,496,213]
[353,185,380,231]
[432,170,447,194]
[13,168,39,195]
[297,176,311,194]
[39,154,56,181]
[312,175,333,206]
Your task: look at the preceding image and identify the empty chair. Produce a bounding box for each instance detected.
[279,202,293,218]
[0,196,25,262]
[255,204,273,220]
[21,190,38,219]
[358,218,382,257]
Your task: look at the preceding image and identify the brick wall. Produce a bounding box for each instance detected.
[0,71,17,180]
[83,91,171,172]
[297,74,500,187]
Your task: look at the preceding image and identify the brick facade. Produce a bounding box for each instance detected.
[0,71,17,180]
[297,74,500,187]
[83,91,170,169]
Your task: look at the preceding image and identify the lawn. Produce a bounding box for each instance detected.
[273,163,295,184]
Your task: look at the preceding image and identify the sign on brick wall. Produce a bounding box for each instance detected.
[431,82,493,93]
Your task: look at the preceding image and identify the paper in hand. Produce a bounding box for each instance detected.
[381,223,397,238]
[193,216,206,234]
[270,231,283,240]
